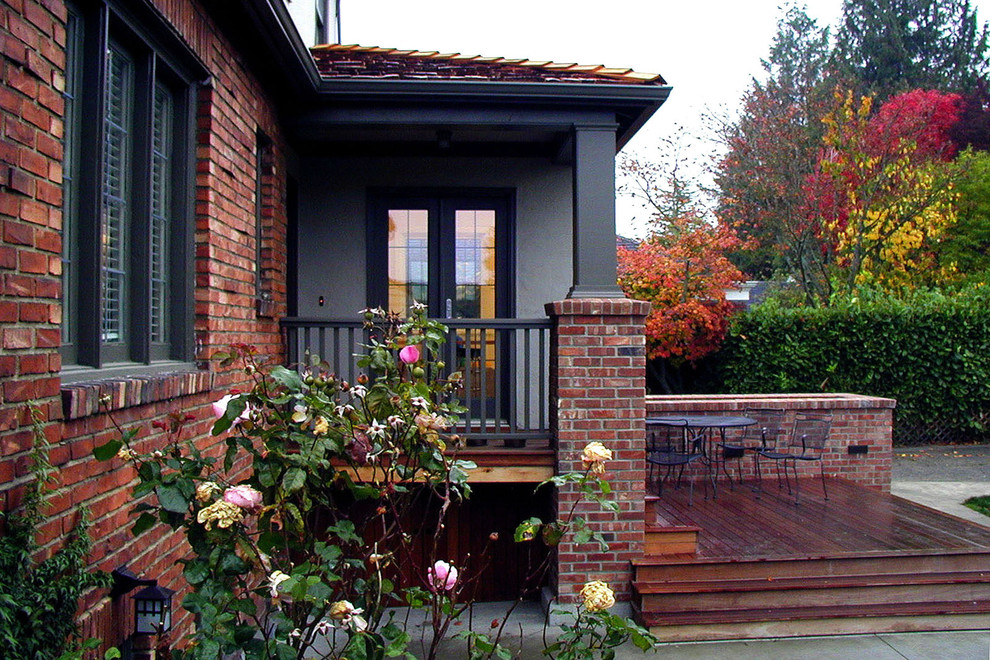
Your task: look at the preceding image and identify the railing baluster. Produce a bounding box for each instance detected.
[539,328,550,429]
[522,328,530,435]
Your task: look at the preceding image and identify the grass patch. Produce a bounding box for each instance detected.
[963,495,990,518]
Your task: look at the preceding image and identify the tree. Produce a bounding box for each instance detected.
[618,214,743,393]
[714,5,835,300]
[936,149,990,277]
[815,89,962,293]
[949,88,990,150]
[833,0,990,102]
[619,130,713,232]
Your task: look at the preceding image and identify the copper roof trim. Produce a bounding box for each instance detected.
[311,43,665,85]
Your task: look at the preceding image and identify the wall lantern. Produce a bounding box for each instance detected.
[133,584,175,635]
[112,566,175,638]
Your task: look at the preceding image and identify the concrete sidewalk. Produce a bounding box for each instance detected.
[416,600,989,659]
[892,444,990,525]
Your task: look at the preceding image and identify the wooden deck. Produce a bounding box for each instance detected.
[651,476,990,560]
[634,477,990,640]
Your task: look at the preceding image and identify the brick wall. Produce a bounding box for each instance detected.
[547,298,650,603]
[1,0,289,654]
[646,393,896,492]
[1,0,66,460]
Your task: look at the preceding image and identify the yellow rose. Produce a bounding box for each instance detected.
[579,580,615,612]
[195,481,221,503]
[196,500,244,530]
[581,442,611,474]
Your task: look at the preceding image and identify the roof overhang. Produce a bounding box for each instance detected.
[311,79,670,152]
[209,0,671,154]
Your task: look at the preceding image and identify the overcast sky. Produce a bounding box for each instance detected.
[339,0,990,237]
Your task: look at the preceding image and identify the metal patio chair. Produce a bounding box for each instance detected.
[646,419,706,504]
[717,408,786,488]
[755,411,832,504]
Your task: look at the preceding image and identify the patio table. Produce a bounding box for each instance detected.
[647,415,756,498]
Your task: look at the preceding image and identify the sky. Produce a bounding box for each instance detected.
[339,0,990,237]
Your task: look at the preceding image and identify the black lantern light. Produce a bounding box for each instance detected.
[132,584,174,634]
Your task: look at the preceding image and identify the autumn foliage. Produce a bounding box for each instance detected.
[618,215,743,363]
[813,88,963,293]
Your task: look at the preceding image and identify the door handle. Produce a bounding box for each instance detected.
[445,298,452,318]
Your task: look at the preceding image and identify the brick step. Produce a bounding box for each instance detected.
[637,599,990,629]
[632,549,990,582]
[636,573,990,611]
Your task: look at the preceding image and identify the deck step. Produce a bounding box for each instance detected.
[636,571,990,612]
[634,550,990,633]
[633,549,990,582]
[644,522,701,556]
[635,569,989,595]
[639,599,990,628]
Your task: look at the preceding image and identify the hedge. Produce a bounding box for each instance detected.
[715,288,990,443]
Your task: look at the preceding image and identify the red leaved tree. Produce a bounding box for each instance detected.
[618,214,744,392]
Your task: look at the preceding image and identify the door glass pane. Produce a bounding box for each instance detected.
[454,209,497,401]
[387,209,429,314]
[454,209,496,319]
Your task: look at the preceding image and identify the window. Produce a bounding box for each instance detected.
[61,2,202,378]
[255,130,276,317]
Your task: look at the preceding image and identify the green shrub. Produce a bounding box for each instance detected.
[716,287,990,443]
[0,408,111,659]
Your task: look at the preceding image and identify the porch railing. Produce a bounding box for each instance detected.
[281,317,552,444]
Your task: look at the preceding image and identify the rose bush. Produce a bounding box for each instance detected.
[95,304,657,659]
[96,305,474,659]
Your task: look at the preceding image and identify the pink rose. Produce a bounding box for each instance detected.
[213,394,250,423]
[223,485,263,511]
[428,560,458,592]
[399,344,420,364]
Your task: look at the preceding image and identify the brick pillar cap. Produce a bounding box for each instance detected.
[546,298,651,317]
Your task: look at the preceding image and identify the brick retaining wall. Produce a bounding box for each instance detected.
[646,393,896,492]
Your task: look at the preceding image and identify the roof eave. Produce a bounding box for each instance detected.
[206,0,322,96]
[315,79,672,148]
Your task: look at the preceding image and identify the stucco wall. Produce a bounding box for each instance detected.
[295,156,572,319]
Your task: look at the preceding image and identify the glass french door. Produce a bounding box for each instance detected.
[380,196,508,320]
[369,191,512,423]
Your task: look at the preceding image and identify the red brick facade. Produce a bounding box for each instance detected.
[1,0,288,652]
[646,393,896,491]
[547,298,651,602]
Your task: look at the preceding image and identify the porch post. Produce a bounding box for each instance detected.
[546,298,651,604]
[568,125,624,299]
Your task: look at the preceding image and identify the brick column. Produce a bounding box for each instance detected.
[546,298,650,603]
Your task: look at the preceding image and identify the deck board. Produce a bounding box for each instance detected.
[651,477,990,560]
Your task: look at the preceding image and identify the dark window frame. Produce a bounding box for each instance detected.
[60,0,203,382]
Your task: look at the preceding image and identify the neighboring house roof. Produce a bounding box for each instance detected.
[311,44,667,86]
[616,235,641,250]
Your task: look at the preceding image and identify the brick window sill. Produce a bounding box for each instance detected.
[61,368,214,421]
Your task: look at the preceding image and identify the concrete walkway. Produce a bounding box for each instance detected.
[420,603,990,659]
[892,444,990,525]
